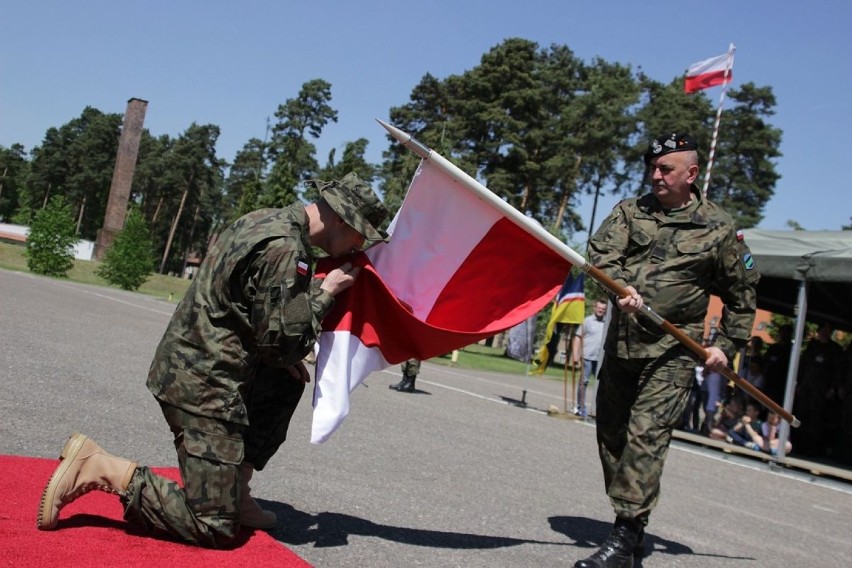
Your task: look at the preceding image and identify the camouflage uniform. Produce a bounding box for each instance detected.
[589,185,759,524]
[122,205,333,548]
[401,358,420,378]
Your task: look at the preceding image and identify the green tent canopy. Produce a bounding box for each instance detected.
[743,229,852,330]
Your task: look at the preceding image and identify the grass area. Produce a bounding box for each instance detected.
[0,241,191,302]
[431,342,577,381]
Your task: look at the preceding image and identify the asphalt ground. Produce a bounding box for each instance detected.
[2,268,851,567]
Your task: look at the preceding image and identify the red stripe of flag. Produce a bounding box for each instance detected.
[684,52,733,94]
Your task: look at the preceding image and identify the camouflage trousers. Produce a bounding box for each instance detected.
[400,358,420,378]
[122,367,305,548]
[594,347,693,523]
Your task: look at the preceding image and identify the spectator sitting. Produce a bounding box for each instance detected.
[761,411,793,456]
[709,396,745,441]
[726,401,764,452]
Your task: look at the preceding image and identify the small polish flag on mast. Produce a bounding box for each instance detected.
[684,51,734,93]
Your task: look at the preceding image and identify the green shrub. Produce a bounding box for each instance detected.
[25,196,77,277]
[96,207,155,290]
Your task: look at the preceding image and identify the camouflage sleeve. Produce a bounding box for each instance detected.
[247,243,334,367]
[711,228,760,359]
[587,202,631,290]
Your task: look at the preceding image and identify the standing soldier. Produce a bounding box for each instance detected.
[37,173,388,548]
[574,133,759,568]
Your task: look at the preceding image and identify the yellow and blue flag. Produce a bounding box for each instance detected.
[530,271,585,373]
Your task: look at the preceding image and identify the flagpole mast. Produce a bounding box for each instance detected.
[377,118,799,428]
[701,43,736,197]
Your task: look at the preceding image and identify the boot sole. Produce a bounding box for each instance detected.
[37,432,88,530]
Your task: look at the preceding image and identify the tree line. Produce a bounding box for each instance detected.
[0,38,783,276]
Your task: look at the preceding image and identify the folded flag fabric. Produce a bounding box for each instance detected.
[684,51,733,93]
[310,158,572,443]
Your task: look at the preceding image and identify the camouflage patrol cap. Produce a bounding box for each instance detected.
[644,132,699,165]
[318,172,388,242]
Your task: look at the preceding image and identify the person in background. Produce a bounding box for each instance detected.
[681,361,705,432]
[709,396,746,442]
[37,173,388,548]
[737,355,766,404]
[738,335,765,376]
[793,322,844,457]
[575,299,608,417]
[841,344,852,465]
[761,411,793,456]
[576,132,759,568]
[726,400,764,452]
[763,324,793,407]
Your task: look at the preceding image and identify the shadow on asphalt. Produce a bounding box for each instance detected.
[265,501,565,550]
[548,515,757,566]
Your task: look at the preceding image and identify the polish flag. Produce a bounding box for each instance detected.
[310,159,572,443]
[684,52,733,93]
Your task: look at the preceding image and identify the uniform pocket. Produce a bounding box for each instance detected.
[180,427,243,523]
[184,427,244,465]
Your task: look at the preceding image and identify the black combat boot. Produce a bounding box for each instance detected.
[389,374,416,392]
[574,517,642,568]
[397,374,416,393]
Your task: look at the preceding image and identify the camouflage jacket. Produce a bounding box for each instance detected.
[147,206,333,425]
[588,187,759,360]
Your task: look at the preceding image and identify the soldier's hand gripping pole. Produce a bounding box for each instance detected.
[584,263,800,428]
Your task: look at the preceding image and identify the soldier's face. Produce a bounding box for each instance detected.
[326,220,366,258]
[649,152,699,208]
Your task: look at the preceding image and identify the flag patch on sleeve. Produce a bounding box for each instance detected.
[736,229,744,241]
[297,260,309,275]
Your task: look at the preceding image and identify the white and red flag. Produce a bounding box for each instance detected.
[684,52,734,93]
[310,159,572,443]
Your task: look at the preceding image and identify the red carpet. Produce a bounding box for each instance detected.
[0,454,311,567]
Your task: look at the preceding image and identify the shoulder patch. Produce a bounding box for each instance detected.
[743,252,755,270]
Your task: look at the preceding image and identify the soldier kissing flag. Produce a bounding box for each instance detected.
[310,158,573,443]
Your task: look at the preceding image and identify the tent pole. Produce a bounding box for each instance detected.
[777,280,807,461]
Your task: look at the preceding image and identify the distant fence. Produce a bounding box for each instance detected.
[0,223,95,261]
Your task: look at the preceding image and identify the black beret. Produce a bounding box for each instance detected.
[644,133,698,165]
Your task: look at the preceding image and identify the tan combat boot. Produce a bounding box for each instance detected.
[239,462,277,529]
[37,433,137,530]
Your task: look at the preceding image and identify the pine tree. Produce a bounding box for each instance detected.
[96,208,155,290]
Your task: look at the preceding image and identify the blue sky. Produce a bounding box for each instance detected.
[3,1,850,234]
